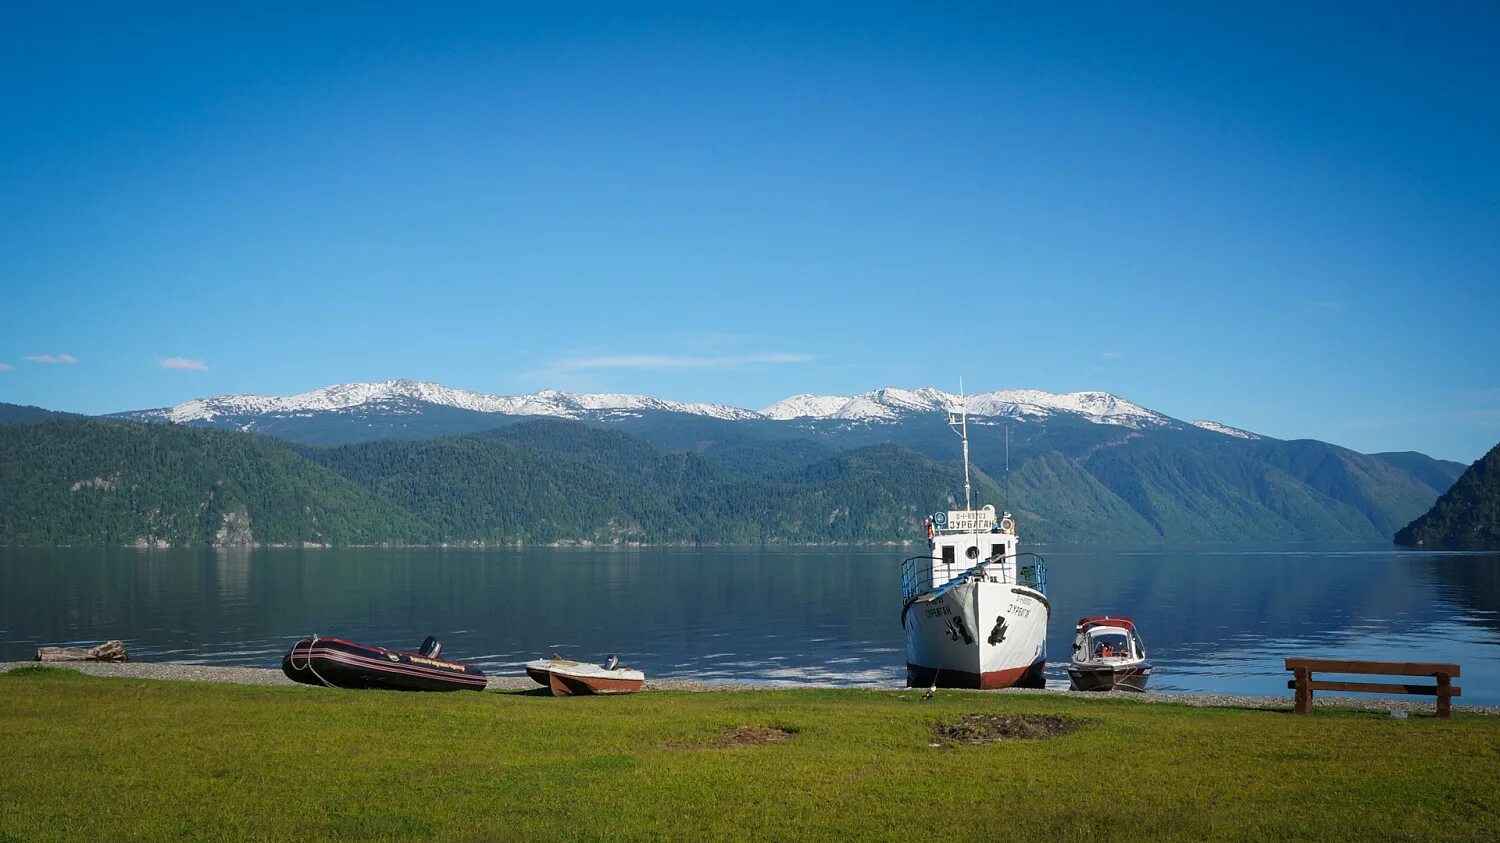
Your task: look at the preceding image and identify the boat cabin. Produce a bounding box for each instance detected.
[921,505,1019,591]
[1071,617,1146,663]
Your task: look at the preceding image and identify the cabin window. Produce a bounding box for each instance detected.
[1090,632,1130,659]
[991,543,1005,559]
[965,545,979,560]
[941,545,955,566]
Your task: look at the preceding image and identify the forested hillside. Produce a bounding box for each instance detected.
[1395,442,1500,548]
[305,420,989,544]
[0,420,434,546]
[0,410,1468,547]
[104,380,1469,545]
[0,402,79,424]
[602,413,1459,543]
[0,418,984,546]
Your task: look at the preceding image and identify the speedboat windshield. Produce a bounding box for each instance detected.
[1089,631,1131,659]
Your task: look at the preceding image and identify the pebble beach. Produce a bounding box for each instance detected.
[7,660,1495,715]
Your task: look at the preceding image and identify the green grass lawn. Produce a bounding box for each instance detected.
[1,667,1497,841]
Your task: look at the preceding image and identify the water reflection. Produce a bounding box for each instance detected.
[1,545,1496,703]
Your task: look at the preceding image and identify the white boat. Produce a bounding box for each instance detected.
[1066,616,1152,692]
[901,394,1049,690]
[524,655,645,696]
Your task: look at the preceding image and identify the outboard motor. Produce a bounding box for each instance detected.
[418,636,442,659]
[604,654,619,670]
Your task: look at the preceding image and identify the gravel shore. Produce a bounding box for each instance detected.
[6,660,1495,715]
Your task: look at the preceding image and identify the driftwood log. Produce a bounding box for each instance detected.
[35,640,128,662]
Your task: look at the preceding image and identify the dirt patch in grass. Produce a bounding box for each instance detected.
[933,714,1081,744]
[670,725,796,750]
[716,725,795,747]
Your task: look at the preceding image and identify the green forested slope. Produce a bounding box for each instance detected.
[305,422,986,544]
[0,402,80,424]
[1395,442,1500,548]
[1371,451,1467,495]
[0,420,434,546]
[0,411,1465,547]
[1073,437,1434,542]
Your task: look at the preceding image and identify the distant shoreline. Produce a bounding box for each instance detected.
[7,661,1494,715]
[0,540,929,550]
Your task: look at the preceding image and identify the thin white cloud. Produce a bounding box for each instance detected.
[557,352,815,370]
[23,354,78,364]
[1102,351,1123,359]
[161,357,209,371]
[0,363,11,371]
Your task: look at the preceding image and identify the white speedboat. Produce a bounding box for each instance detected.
[1066,617,1152,692]
[525,655,645,696]
[901,397,1049,689]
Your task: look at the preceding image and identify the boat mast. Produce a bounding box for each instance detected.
[948,379,973,512]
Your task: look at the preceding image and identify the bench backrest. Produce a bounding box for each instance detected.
[1284,658,1460,677]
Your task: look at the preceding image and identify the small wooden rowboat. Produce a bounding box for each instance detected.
[524,655,645,696]
[283,636,487,692]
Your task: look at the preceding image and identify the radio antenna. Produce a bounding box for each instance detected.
[947,379,972,512]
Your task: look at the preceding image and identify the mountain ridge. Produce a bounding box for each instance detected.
[1395,442,1500,548]
[8,383,1469,546]
[118,378,1235,434]
[0,408,1470,546]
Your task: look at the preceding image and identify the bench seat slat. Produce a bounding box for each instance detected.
[1285,679,1461,697]
[1283,658,1460,677]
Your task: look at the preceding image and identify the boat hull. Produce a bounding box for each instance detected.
[281,637,487,692]
[1067,662,1152,692]
[525,658,645,696]
[548,669,644,696]
[524,662,554,686]
[904,580,1048,689]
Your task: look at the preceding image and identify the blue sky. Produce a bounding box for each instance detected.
[1,3,1497,462]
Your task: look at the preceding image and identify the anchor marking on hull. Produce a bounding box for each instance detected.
[989,616,1008,645]
[945,617,974,645]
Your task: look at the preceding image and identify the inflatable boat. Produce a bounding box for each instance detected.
[282,636,487,691]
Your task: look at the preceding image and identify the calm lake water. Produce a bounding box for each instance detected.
[3,545,1498,704]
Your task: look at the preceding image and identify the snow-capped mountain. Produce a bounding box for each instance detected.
[128,379,761,424]
[108,378,1312,448]
[127,379,1192,430]
[760,387,1174,428]
[1191,420,1261,440]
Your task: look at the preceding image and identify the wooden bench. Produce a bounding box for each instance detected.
[1285,658,1461,719]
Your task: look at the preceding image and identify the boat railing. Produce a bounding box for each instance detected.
[1007,552,1049,594]
[900,556,948,601]
[901,551,1048,600]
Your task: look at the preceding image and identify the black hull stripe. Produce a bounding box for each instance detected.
[295,650,487,686]
[297,645,485,678]
[291,642,484,675]
[282,639,486,687]
[298,653,487,687]
[285,656,486,690]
